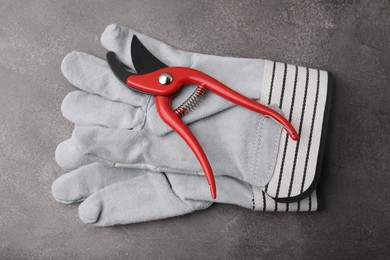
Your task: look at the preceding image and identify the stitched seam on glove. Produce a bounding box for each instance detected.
[64,142,116,168]
[266,125,281,184]
[248,115,261,184]
[253,117,265,185]
[249,115,265,185]
[113,162,159,171]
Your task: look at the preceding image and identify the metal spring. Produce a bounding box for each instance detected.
[174,86,207,118]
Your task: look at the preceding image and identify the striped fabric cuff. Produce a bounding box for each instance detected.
[260,60,331,203]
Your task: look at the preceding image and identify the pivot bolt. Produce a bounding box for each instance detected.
[158,73,173,85]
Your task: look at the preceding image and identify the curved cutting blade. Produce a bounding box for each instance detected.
[106,51,136,83]
[131,35,168,74]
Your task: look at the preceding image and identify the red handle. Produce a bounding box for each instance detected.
[127,67,298,140]
[155,95,217,199]
[199,79,299,141]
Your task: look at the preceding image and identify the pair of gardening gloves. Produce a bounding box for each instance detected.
[52,24,318,226]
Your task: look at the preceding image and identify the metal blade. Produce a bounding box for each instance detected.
[131,35,168,74]
[106,51,136,83]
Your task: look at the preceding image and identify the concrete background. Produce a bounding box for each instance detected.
[1,0,389,259]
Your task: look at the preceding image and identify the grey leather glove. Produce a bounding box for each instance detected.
[52,24,330,226]
[65,24,331,202]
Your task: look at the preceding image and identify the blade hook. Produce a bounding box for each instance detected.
[106,51,136,84]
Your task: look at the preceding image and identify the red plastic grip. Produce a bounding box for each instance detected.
[155,95,217,199]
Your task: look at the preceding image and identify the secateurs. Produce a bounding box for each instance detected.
[106,35,299,199]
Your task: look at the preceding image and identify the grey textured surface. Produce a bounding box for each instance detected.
[0,0,389,259]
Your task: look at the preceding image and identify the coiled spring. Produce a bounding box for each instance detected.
[174,86,207,118]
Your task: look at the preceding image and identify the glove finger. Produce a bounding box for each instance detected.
[69,125,200,174]
[78,173,211,226]
[61,51,150,107]
[56,138,115,171]
[51,163,143,204]
[101,24,193,69]
[55,139,97,171]
[61,91,145,129]
[70,125,152,168]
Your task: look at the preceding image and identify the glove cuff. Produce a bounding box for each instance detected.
[260,60,332,203]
